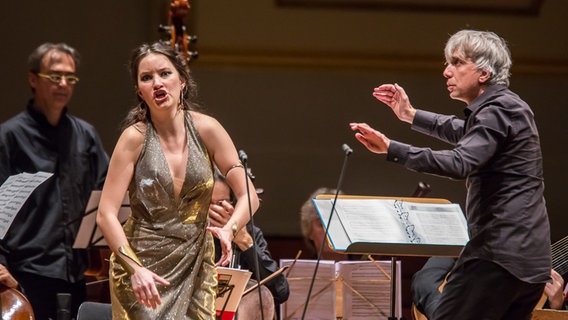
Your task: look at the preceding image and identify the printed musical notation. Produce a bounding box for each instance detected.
[0,172,53,239]
[313,196,469,257]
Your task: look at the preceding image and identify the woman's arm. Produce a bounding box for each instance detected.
[192,112,260,267]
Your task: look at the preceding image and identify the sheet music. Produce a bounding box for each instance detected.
[337,260,401,319]
[280,259,400,320]
[405,201,469,245]
[335,200,408,244]
[215,267,252,320]
[280,259,336,320]
[0,172,53,239]
[313,198,469,252]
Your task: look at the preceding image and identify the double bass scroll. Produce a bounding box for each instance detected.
[158,0,198,63]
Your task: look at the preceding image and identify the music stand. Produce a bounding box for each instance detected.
[313,195,468,320]
[215,267,252,320]
[73,191,130,249]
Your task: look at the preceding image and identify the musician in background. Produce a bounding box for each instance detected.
[0,42,109,319]
[299,187,349,261]
[546,269,567,310]
[210,169,290,316]
[299,183,428,261]
[412,257,567,319]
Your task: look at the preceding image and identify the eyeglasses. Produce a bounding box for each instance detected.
[37,73,80,85]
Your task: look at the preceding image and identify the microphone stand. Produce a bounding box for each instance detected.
[238,150,265,320]
[301,144,353,320]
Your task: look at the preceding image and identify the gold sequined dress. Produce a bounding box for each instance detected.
[109,111,217,319]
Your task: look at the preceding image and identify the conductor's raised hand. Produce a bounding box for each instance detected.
[372,84,416,124]
[349,122,390,154]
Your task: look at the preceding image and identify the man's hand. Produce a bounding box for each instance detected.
[349,122,390,154]
[0,264,18,289]
[545,269,566,310]
[209,200,233,228]
[209,200,253,251]
[372,83,416,124]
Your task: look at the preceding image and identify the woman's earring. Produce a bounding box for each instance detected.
[137,102,147,121]
[178,89,184,110]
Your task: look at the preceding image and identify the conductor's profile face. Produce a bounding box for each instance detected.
[443,51,487,105]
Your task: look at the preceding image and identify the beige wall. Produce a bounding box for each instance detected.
[1,0,567,241]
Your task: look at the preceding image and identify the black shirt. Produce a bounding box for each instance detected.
[0,100,109,283]
[387,85,551,284]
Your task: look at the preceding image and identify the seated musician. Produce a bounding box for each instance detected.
[299,187,365,261]
[412,257,568,319]
[210,169,290,318]
[299,187,340,260]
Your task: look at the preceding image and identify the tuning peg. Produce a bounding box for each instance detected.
[158,24,173,35]
[188,51,199,61]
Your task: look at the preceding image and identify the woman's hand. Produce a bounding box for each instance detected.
[130,267,170,309]
[207,225,234,267]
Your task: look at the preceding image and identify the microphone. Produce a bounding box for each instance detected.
[342,143,353,156]
[411,181,431,198]
[229,243,238,269]
[239,150,264,320]
[238,149,248,164]
[301,144,353,320]
[56,293,72,320]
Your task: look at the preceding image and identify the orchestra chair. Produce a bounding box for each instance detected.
[531,308,568,319]
[76,301,112,320]
[412,304,568,320]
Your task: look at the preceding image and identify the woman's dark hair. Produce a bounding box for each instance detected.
[120,42,202,130]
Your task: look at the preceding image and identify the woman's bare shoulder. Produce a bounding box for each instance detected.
[189,111,222,133]
[119,122,147,147]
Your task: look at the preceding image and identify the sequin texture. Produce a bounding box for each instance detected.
[110,111,217,319]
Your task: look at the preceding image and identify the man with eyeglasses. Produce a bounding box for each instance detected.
[0,42,109,320]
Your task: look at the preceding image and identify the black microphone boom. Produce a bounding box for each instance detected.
[301,144,353,320]
[239,150,264,320]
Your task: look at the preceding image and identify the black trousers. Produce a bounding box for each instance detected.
[14,272,86,320]
[411,257,456,319]
[432,259,545,320]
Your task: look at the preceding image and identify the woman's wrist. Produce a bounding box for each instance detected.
[117,244,143,275]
